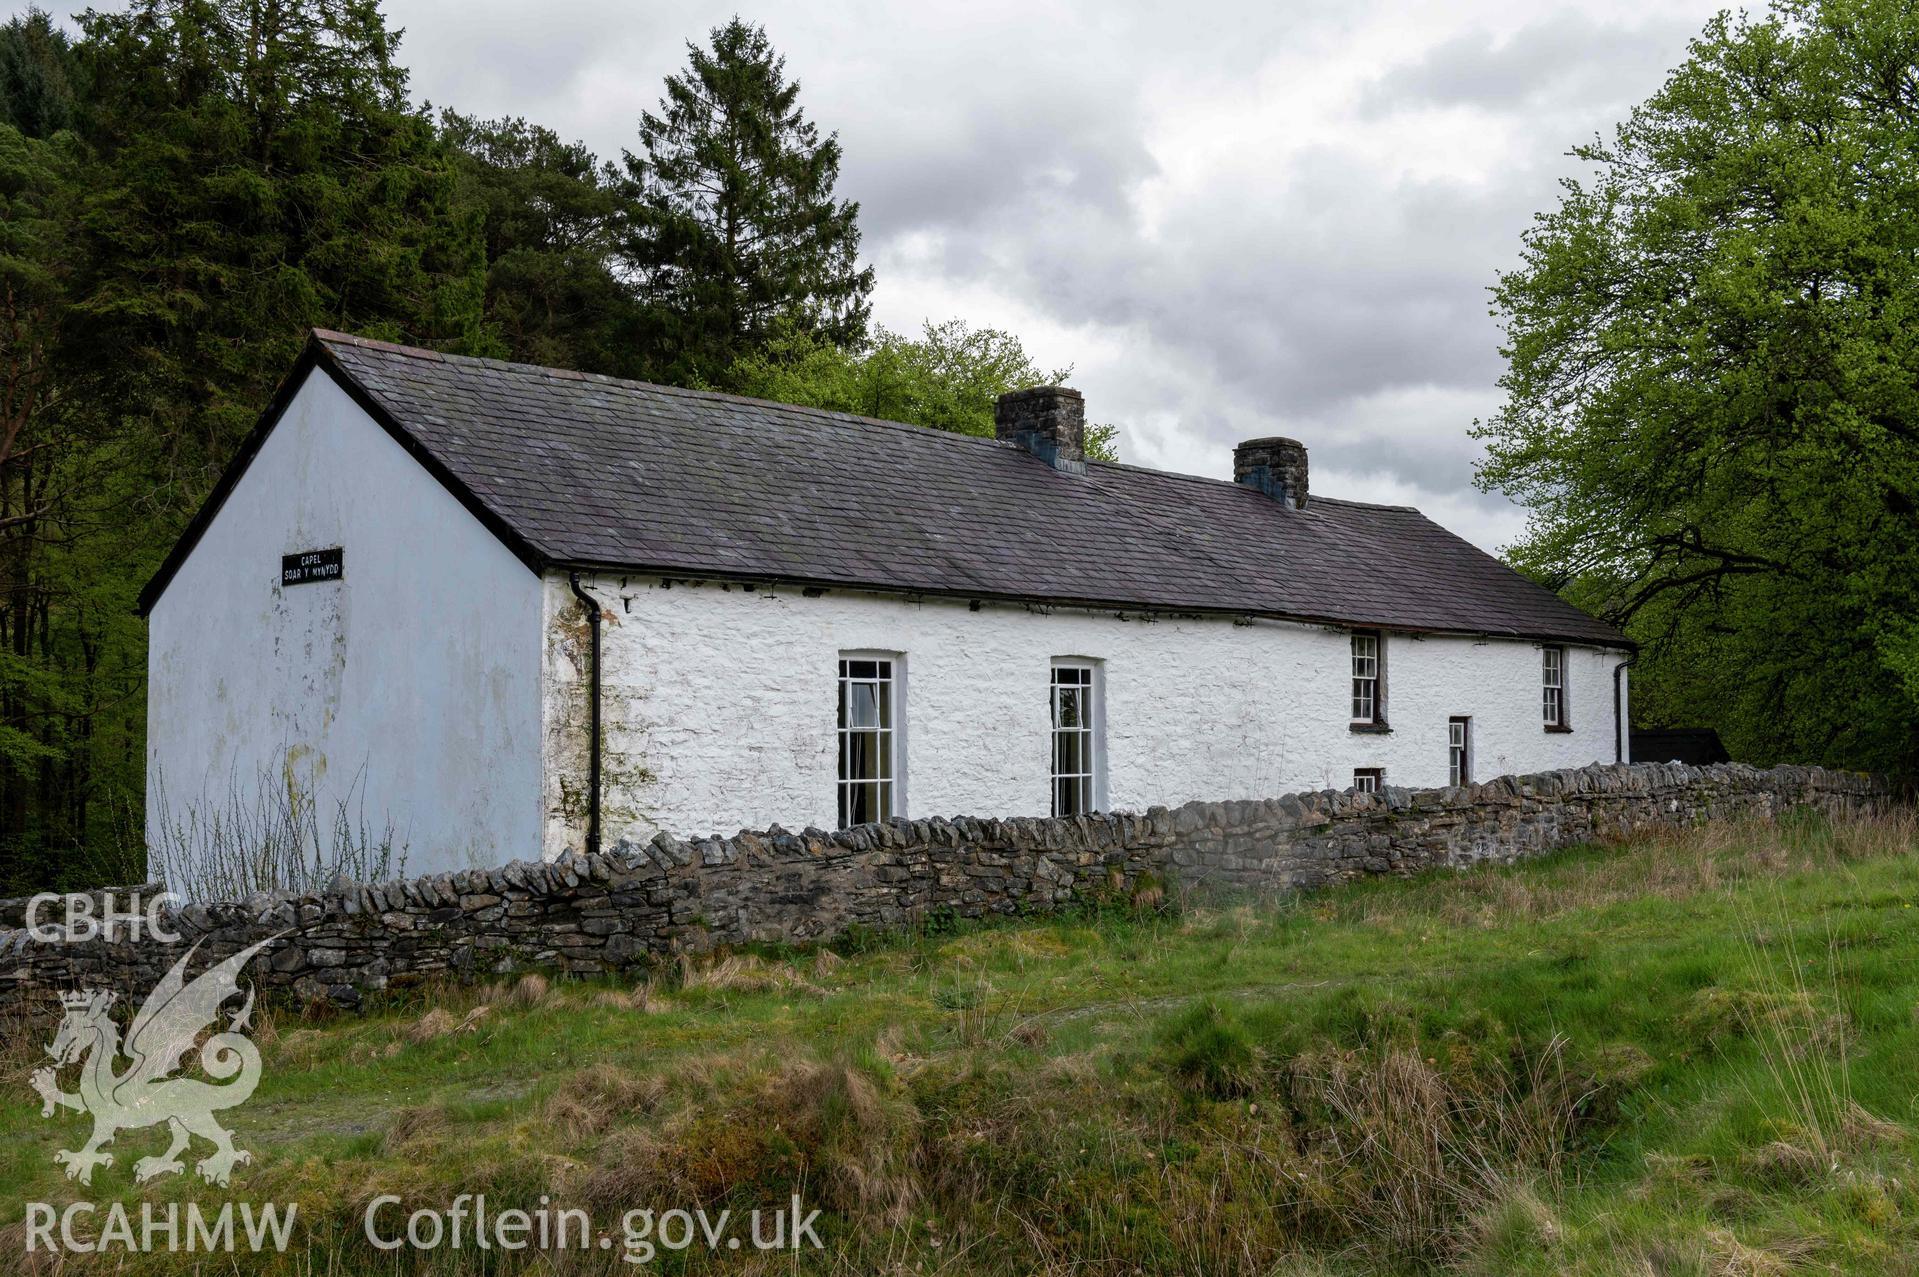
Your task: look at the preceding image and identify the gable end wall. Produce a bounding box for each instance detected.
[146,370,546,883]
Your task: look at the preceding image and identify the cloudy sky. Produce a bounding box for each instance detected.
[31,0,1728,549]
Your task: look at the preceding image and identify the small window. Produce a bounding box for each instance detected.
[1542,646,1568,729]
[1448,716,1472,786]
[1353,767,1383,794]
[838,656,897,827]
[1051,663,1099,816]
[1350,631,1384,725]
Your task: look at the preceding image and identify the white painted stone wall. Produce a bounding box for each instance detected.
[542,573,1630,856]
[147,370,547,885]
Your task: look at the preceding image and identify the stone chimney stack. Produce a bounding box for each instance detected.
[1233,437,1309,509]
[995,386,1086,474]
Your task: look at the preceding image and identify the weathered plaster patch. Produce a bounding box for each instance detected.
[146,370,546,876]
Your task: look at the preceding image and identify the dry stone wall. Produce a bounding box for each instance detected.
[0,762,1889,1012]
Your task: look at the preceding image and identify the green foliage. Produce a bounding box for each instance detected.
[729,318,1122,460]
[1478,0,1919,773]
[620,17,873,386]
[0,7,77,138]
[441,111,645,377]
[0,105,131,888]
[70,0,490,492]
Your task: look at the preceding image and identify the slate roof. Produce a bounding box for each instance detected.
[139,330,1628,648]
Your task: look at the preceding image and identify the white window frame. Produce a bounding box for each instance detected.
[1448,716,1472,786]
[1353,767,1383,794]
[838,653,904,827]
[1050,659,1104,816]
[1542,645,1568,729]
[1350,631,1382,725]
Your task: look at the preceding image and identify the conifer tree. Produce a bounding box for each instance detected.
[443,112,643,378]
[0,8,78,138]
[70,0,487,481]
[0,0,490,889]
[620,18,873,385]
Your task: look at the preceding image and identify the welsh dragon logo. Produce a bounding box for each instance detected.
[30,934,283,1186]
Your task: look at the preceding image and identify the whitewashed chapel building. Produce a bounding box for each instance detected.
[141,330,1634,875]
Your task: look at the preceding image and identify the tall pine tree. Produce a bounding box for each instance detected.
[70,0,489,499]
[620,18,872,386]
[0,8,78,138]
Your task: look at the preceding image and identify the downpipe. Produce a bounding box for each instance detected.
[568,571,602,856]
[1613,656,1636,763]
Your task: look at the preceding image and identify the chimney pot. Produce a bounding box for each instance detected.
[995,386,1086,473]
[1233,437,1309,508]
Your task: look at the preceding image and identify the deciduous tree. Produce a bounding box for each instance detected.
[1478,0,1919,771]
[730,318,1120,460]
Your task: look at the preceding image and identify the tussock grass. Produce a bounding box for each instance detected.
[6,809,1919,1274]
[382,1104,447,1153]
[1266,1033,1603,1263]
[677,952,824,997]
[541,1063,667,1141]
[495,972,554,1009]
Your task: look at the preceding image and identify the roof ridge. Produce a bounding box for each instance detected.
[314,332,1425,515]
[314,328,1027,455]
[312,329,446,361]
[1087,456,1419,511]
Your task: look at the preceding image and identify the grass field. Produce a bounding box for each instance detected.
[5,809,1919,1274]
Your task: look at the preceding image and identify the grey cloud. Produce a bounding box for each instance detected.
[955,145,1545,413]
[28,0,1725,548]
[839,81,1157,242]
[1360,12,1699,116]
[387,2,657,124]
